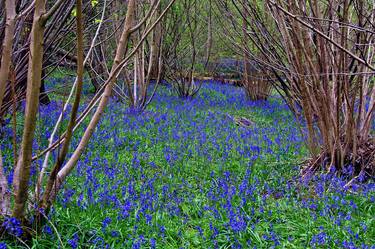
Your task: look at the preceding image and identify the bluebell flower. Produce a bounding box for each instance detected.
[43,225,53,236]
[2,217,23,237]
[310,232,329,246]
[110,230,120,238]
[150,238,156,249]
[68,233,79,249]
[102,217,112,231]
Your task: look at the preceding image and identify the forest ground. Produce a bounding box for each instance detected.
[1,76,374,248]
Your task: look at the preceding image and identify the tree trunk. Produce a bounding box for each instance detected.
[39,70,51,105]
[47,0,137,205]
[12,0,47,219]
[149,2,162,79]
[0,0,16,216]
[41,0,85,209]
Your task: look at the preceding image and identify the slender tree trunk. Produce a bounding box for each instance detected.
[0,0,16,109]
[0,0,16,216]
[149,0,161,79]
[204,0,212,69]
[47,0,137,205]
[41,0,85,209]
[242,6,251,99]
[36,0,108,199]
[134,55,138,107]
[12,0,47,219]
[39,73,51,105]
[0,150,10,216]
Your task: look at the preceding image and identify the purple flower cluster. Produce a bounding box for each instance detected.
[0,80,374,248]
[2,218,23,238]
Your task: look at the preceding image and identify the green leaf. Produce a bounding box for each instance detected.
[71,7,77,17]
[91,0,98,7]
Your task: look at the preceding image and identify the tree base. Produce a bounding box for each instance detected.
[301,136,375,185]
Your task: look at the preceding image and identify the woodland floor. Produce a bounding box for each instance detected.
[1,75,374,248]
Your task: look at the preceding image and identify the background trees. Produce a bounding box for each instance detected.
[162,0,211,98]
[216,0,375,182]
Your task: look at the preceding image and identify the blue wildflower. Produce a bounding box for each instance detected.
[2,217,23,237]
[68,233,79,249]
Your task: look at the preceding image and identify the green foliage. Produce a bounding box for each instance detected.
[71,7,76,17]
[1,81,373,248]
[91,0,98,7]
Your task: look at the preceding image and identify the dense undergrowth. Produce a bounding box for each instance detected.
[0,78,374,248]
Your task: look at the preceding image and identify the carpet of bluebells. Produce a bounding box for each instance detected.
[0,78,374,248]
